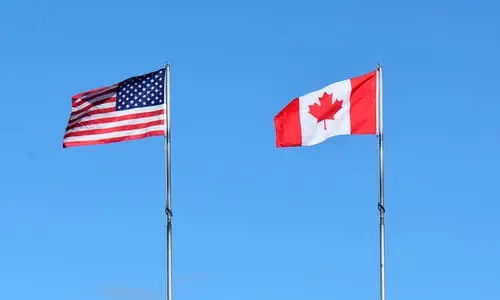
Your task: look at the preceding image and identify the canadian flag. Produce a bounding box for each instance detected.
[274,70,379,147]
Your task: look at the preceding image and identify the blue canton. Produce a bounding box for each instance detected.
[116,68,165,111]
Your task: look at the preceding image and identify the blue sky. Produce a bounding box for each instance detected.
[1,0,499,299]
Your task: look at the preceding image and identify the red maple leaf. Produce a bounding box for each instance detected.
[308,92,343,130]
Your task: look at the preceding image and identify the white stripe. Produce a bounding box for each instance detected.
[63,125,165,143]
[78,85,118,100]
[66,114,164,134]
[299,78,352,146]
[70,101,116,121]
[72,92,116,112]
[68,105,164,127]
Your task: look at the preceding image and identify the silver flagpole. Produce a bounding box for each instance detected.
[164,64,173,300]
[377,64,385,300]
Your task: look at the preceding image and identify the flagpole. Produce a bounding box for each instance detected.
[164,64,173,300]
[377,64,385,300]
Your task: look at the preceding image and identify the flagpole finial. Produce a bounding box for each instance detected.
[377,62,382,70]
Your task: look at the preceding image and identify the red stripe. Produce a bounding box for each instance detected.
[69,107,116,125]
[349,70,377,134]
[274,98,302,147]
[72,86,110,100]
[72,86,117,107]
[71,97,116,116]
[66,109,164,131]
[64,119,165,138]
[63,130,165,148]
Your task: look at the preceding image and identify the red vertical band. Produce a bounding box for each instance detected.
[349,70,377,134]
[274,98,302,147]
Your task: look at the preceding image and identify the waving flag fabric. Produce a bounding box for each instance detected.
[63,68,166,148]
[274,70,378,147]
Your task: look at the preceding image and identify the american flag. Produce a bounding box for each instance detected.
[63,68,166,148]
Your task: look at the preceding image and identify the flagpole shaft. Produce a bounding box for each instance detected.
[164,64,173,300]
[377,64,386,300]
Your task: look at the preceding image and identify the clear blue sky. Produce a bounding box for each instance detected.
[1,0,499,299]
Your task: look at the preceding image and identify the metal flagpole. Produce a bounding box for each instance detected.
[164,64,173,300]
[377,64,385,300]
